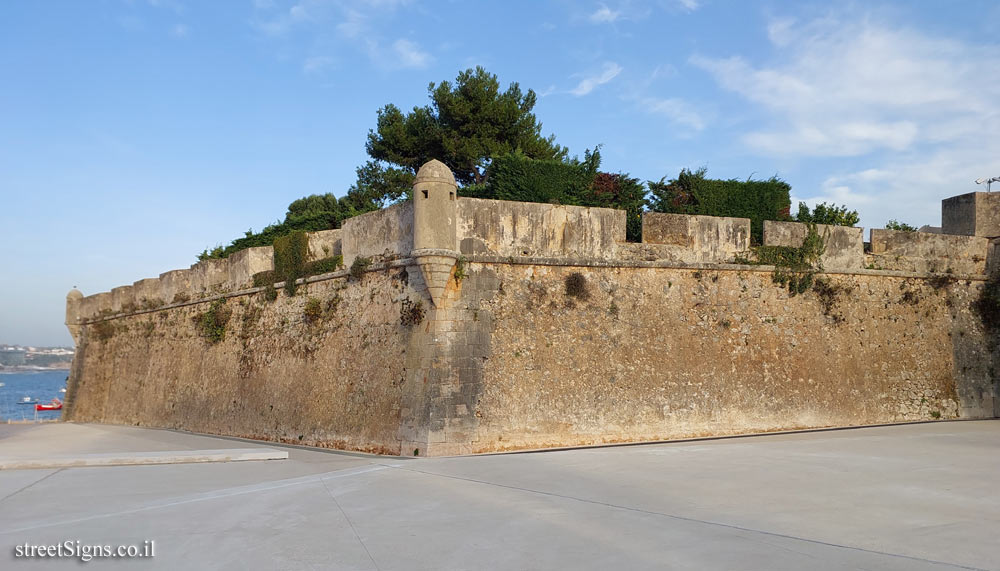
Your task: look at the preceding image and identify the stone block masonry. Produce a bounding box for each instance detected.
[869,229,988,274]
[64,161,1000,455]
[633,212,749,264]
[942,192,1000,238]
[764,220,864,270]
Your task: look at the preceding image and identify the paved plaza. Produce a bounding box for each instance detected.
[1,420,998,570]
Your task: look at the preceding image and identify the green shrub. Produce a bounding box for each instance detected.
[453,256,468,283]
[476,150,598,206]
[886,219,917,232]
[92,320,116,341]
[303,297,323,324]
[303,255,343,277]
[193,300,232,344]
[468,149,646,242]
[648,167,791,245]
[274,231,309,296]
[350,256,372,280]
[795,202,859,227]
[252,270,278,288]
[263,283,278,302]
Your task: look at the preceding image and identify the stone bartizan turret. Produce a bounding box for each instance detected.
[411,159,459,308]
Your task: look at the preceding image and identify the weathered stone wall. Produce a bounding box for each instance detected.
[341,201,413,268]
[869,229,989,274]
[764,220,865,270]
[630,213,749,263]
[66,264,434,455]
[456,198,623,258]
[307,229,342,261]
[422,261,993,455]
[228,247,274,290]
[66,254,996,456]
[942,192,1000,237]
[64,178,999,456]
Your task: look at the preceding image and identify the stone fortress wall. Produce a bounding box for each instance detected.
[64,161,1000,455]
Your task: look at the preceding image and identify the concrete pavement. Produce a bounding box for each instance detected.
[1,420,998,570]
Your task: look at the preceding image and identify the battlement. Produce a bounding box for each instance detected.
[66,172,1000,330]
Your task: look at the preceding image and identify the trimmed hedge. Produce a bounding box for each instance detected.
[648,167,791,245]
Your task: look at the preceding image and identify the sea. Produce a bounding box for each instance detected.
[0,370,68,422]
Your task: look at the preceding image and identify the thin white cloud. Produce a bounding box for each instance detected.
[640,97,704,131]
[694,12,1000,229]
[691,16,1000,157]
[392,39,431,69]
[302,55,334,74]
[252,0,424,71]
[571,62,623,96]
[589,4,620,23]
[170,23,189,37]
[675,0,699,12]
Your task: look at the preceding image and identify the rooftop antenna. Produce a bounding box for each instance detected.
[975,176,1000,192]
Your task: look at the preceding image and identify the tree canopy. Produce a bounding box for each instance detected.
[366,66,567,187]
[198,67,839,259]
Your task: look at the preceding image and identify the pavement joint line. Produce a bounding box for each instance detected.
[462,418,995,458]
[381,464,990,571]
[321,475,381,571]
[0,448,290,470]
[0,468,63,505]
[0,464,388,535]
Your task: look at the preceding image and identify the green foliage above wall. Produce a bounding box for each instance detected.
[471,149,599,205]
[648,167,792,245]
[367,66,567,186]
[886,219,917,232]
[463,148,646,241]
[795,202,859,227]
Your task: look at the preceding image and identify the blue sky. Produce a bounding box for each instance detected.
[3,0,1000,346]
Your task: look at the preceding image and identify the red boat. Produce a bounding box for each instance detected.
[35,398,62,411]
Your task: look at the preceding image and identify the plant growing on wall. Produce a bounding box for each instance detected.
[92,320,116,341]
[303,297,323,325]
[273,231,309,296]
[350,257,372,280]
[756,224,825,295]
[193,300,232,344]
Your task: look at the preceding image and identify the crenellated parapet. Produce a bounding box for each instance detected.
[628,212,749,264]
[341,202,413,269]
[66,163,1000,331]
[942,192,1000,238]
[227,246,274,290]
[869,229,989,274]
[764,220,865,270]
